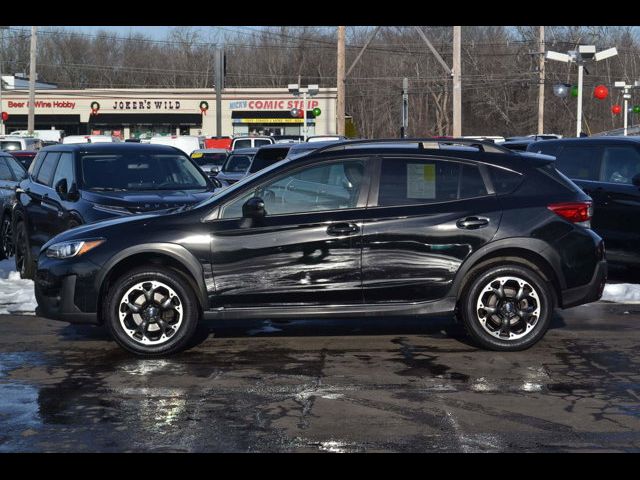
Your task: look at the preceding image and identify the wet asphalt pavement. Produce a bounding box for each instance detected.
[1,301,639,453]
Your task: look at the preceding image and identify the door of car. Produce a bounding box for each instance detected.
[361,155,501,303]
[592,143,640,262]
[42,152,78,239]
[205,157,371,307]
[24,151,61,256]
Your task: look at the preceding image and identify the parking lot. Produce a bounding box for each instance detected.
[1,299,639,453]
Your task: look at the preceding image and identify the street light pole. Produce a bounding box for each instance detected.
[545,45,618,137]
[302,90,307,141]
[577,63,584,137]
[614,81,639,136]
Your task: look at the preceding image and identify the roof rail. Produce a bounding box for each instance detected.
[313,137,512,155]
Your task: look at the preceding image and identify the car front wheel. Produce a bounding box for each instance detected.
[460,263,553,351]
[0,214,13,260]
[104,266,200,356]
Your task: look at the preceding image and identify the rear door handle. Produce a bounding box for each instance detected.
[456,217,489,229]
[327,222,360,236]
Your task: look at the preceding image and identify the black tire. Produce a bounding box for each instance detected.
[103,266,200,357]
[14,220,35,280]
[0,213,13,260]
[459,263,553,351]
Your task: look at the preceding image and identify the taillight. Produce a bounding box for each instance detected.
[548,201,593,227]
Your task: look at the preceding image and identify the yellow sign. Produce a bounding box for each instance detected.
[239,118,304,124]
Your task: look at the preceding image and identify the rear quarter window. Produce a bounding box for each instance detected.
[489,167,523,195]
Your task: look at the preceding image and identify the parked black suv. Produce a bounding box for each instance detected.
[0,151,28,259]
[527,137,640,269]
[34,139,606,356]
[13,143,217,279]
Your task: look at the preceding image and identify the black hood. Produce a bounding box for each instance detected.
[81,188,215,213]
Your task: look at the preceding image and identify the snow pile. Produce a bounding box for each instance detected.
[0,258,37,314]
[601,283,640,304]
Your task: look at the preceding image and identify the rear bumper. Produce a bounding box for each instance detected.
[560,260,607,309]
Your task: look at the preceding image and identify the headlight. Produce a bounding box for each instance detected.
[45,239,105,259]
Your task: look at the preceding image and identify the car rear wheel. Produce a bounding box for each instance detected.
[14,220,35,280]
[459,264,553,351]
[104,266,200,357]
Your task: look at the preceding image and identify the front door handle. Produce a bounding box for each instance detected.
[456,217,489,229]
[327,222,360,236]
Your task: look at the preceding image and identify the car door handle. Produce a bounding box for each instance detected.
[326,222,360,236]
[456,217,489,229]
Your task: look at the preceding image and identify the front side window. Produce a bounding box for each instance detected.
[233,139,252,149]
[220,159,366,219]
[249,148,290,173]
[601,145,640,184]
[36,152,61,186]
[254,139,272,147]
[0,159,13,181]
[52,152,75,190]
[554,146,602,181]
[80,153,208,191]
[378,158,488,207]
[6,156,27,180]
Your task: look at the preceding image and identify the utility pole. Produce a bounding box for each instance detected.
[401,77,408,138]
[215,47,224,137]
[336,26,346,136]
[538,26,545,135]
[452,26,461,137]
[614,81,639,136]
[27,26,37,135]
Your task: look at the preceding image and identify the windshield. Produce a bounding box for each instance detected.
[222,154,253,173]
[80,153,209,191]
[249,147,291,173]
[192,152,227,167]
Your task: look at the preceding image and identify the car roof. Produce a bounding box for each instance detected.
[255,143,292,150]
[39,142,186,154]
[531,136,640,146]
[229,148,258,154]
[193,148,228,154]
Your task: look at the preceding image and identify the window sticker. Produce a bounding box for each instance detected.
[407,163,436,199]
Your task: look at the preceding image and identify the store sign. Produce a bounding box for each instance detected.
[238,118,313,124]
[229,99,319,110]
[112,100,181,110]
[7,100,76,109]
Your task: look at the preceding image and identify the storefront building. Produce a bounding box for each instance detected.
[1,87,337,139]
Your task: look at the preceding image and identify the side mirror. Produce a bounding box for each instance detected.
[55,178,68,200]
[633,173,640,187]
[210,166,220,176]
[242,197,266,219]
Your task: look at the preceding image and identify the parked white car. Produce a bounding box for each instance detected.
[149,135,205,156]
[62,135,121,144]
[9,129,65,143]
[0,135,43,151]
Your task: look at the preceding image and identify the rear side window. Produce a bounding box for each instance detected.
[378,158,488,206]
[254,139,273,147]
[36,152,61,186]
[249,148,290,173]
[601,145,640,184]
[0,159,13,181]
[554,145,602,181]
[233,139,252,149]
[489,167,523,194]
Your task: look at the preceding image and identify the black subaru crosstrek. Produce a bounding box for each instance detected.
[34,139,607,356]
[12,143,217,279]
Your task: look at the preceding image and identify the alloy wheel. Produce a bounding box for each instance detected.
[118,280,184,346]
[1,217,14,258]
[475,276,541,341]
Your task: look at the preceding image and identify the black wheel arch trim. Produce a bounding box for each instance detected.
[448,237,566,299]
[95,243,208,313]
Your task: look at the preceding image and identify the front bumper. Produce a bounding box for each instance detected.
[34,256,101,324]
[560,259,607,309]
